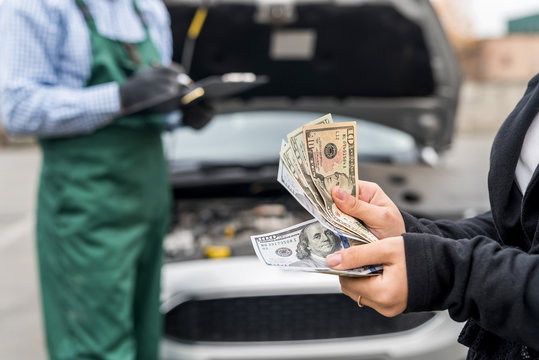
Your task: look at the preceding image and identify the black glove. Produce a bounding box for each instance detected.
[119,64,187,115]
[181,100,215,130]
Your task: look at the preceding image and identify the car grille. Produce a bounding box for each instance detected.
[164,293,435,342]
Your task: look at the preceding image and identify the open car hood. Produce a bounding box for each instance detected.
[166,0,461,152]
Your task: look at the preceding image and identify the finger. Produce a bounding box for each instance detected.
[151,70,178,87]
[339,277,363,303]
[153,65,184,80]
[331,186,384,226]
[168,62,186,74]
[356,180,379,202]
[327,238,400,271]
[339,276,379,308]
[152,65,173,74]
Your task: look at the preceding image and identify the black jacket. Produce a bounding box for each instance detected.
[402,73,539,359]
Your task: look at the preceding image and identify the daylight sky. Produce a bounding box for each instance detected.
[444,0,539,38]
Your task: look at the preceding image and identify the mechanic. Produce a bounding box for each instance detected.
[327,73,539,358]
[0,1,212,359]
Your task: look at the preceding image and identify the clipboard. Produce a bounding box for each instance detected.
[180,73,269,105]
[122,72,268,115]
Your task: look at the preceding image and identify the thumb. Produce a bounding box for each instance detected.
[332,186,380,225]
[327,240,394,271]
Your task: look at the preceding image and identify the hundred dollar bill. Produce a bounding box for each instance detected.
[250,219,382,277]
[303,121,378,243]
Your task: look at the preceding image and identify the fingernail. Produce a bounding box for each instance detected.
[334,187,348,201]
[326,253,342,267]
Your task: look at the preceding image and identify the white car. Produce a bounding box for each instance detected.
[161,0,467,358]
[160,257,467,360]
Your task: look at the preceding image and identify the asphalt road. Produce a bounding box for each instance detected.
[0,132,495,359]
[0,146,44,360]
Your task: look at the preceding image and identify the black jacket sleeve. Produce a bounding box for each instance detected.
[401,210,499,240]
[402,213,539,351]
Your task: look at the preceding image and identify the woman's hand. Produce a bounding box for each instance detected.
[327,236,408,317]
[332,180,405,240]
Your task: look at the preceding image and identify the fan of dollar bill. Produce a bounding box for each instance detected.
[250,114,382,277]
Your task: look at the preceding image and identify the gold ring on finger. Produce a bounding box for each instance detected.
[357,294,364,308]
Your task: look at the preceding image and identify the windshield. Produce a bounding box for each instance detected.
[163,111,416,164]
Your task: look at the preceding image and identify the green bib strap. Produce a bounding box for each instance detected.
[74,0,97,31]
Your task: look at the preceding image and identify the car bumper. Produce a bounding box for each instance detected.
[160,257,467,360]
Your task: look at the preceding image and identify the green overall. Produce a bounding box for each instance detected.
[36,1,171,359]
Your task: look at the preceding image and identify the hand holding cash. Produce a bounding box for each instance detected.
[251,114,383,277]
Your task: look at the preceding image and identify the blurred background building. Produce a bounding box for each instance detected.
[432,0,539,133]
[431,0,539,82]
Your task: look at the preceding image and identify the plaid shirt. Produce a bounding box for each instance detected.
[0,0,172,137]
